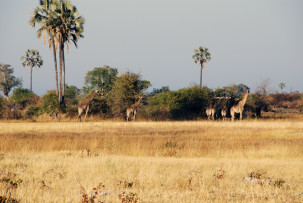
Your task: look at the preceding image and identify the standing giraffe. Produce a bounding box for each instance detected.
[206,107,215,120]
[77,88,104,122]
[126,96,143,122]
[230,89,250,121]
[221,106,227,121]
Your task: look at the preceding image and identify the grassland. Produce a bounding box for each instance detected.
[1,120,303,202]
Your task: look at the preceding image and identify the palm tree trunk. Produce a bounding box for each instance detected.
[30,66,33,92]
[200,66,202,88]
[52,38,59,96]
[59,43,62,104]
[62,47,65,104]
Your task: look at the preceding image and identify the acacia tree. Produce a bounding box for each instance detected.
[30,0,60,96]
[84,66,118,94]
[109,72,150,117]
[0,63,21,99]
[21,49,43,92]
[192,46,211,87]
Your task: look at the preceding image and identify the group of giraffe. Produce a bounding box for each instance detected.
[76,88,143,122]
[76,88,249,122]
[206,89,250,121]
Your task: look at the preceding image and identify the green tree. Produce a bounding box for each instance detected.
[11,87,39,110]
[21,49,43,92]
[30,0,60,96]
[278,82,286,92]
[84,65,118,94]
[40,90,60,114]
[109,72,150,117]
[0,63,22,99]
[192,46,211,87]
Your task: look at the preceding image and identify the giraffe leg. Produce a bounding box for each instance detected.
[84,106,89,122]
[133,109,137,121]
[240,111,242,120]
[126,109,130,122]
[230,110,235,121]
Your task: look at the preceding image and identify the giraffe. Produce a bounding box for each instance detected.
[206,107,215,120]
[221,106,227,121]
[230,89,250,121]
[126,96,143,122]
[77,88,104,122]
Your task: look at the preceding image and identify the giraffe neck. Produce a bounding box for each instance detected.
[83,91,97,107]
[133,98,142,108]
[238,91,249,107]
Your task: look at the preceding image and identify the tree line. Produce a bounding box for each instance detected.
[1,64,302,121]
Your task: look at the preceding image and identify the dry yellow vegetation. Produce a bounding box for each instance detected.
[0,120,303,202]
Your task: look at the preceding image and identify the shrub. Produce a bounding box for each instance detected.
[10,87,39,110]
[39,90,60,114]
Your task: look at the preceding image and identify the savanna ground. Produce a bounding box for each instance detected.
[1,119,303,202]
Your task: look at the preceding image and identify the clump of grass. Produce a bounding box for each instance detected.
[249,170,267,179]
[118,192,139,203]
[80,182,106,203]
[213,168,225,180]
[0,172,22,203]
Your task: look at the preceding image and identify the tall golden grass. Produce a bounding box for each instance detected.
[0,120,303,202]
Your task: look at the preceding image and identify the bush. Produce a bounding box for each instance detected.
[10,87,39,110]
[144,86,212,120]
[25,106,41,119]
[40,90,60,114]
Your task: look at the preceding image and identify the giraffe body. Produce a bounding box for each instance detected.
[221,107,227,121]
[77,89,103,122]
[206,107,215,120]
[230,89,250,121]
[126,96,143,122]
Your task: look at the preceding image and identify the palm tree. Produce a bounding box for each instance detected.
[30,0,60,97]
[52,0,85,103]
[192,46,211,87]
[30,0,84,104]
[21,49,43,92]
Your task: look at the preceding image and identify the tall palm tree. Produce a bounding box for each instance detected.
[192,46,211,87]
[30,0,60,97]
[30,0,84,104]
[53,0,85,103]
[21,49,43,92]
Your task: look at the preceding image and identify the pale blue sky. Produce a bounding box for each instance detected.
[0,0,302,95]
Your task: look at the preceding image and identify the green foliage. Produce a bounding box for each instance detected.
[150,86,170,96]
[246,93,269,117]
[25,106,41,119]
[21,49,43,69]
[109,72,151,116]
[11,87,39,110]
[0,63,22,98]
[146,86,212,120]
[214,84,249,98]
[278,82,286,91]
[64,85,81,117]
[192,46,211,66]
[40,90,60,114]
[84,65,118,94]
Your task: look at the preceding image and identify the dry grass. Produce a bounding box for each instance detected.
[0,120,303,202]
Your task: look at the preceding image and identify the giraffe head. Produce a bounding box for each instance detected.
[95,88,104,96]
